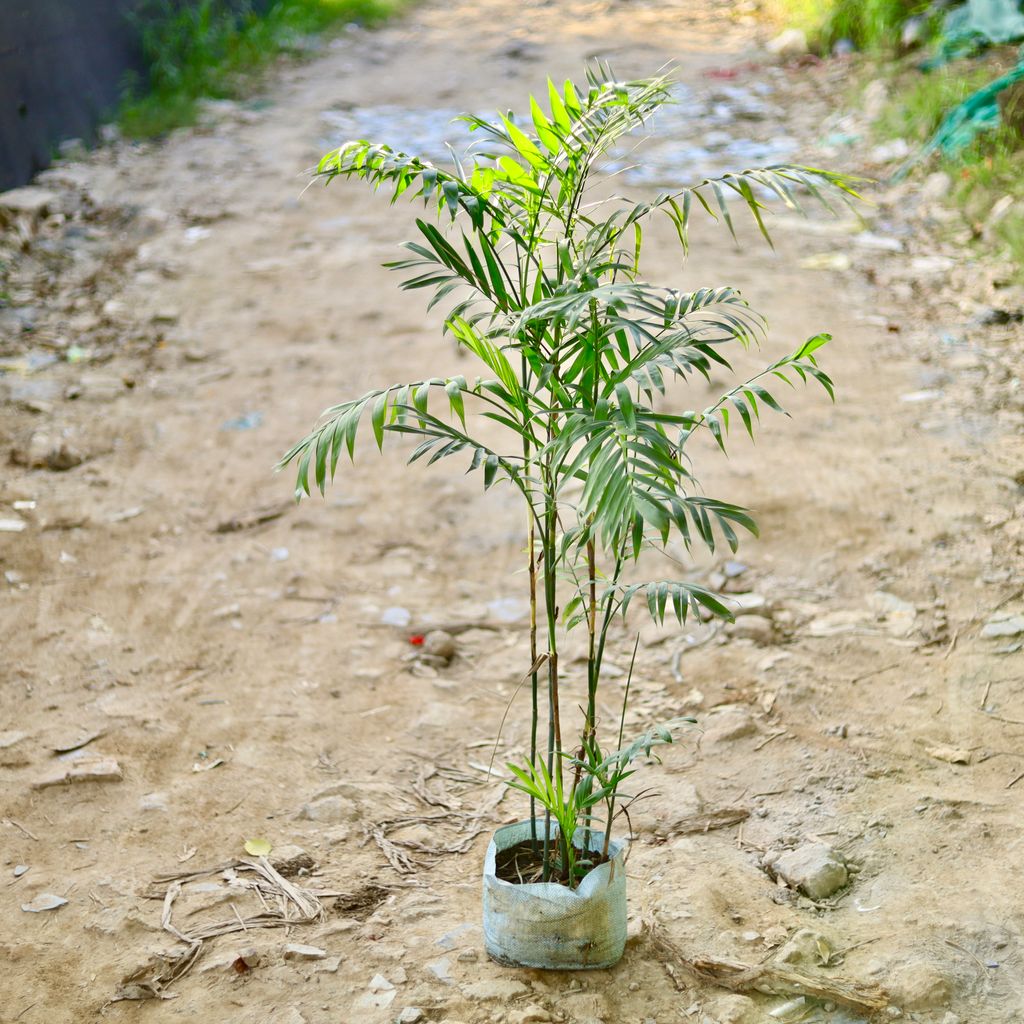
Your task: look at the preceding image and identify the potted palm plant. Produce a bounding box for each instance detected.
[280,66,859,971]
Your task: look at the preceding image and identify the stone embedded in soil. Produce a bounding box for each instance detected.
[981,614,1024,638]
[270,843,315,875]
[22,893,68,913]
[701,706,757,745]
[423,629,457,661]
[0,186,59,220]
[770,843,848,900]
[727,614,775,644]
[397,1010,425,1024]
[295,794,357,823]
[462,979,531,1001]
[508,1006,551,1024]
[283,943,327,961]
[559,993,609,1021]
[887,961,955,1009]
[708,994,758,1024]
[33,754,123,788]
[776,928,833,966]
[368,973,395,992]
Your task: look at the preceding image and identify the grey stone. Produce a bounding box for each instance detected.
[283,943,326,961]
[462,979,530,1001]
[398,1010,425,1024]
[0,186,58,219]
[776,928,832,966]
[771,843,848,899]
[728,615,774,644]
[423,629,457,661]
[766,28,808,58]
[295,794,357,823]
[701,706,757,745]
[982,614,1024,638]
[887,961,954,1009]
[707,994,757,1024]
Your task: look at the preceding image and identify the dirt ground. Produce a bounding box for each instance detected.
[2,1,1024,1022]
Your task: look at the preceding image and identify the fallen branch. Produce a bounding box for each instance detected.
[644,917,889,1016]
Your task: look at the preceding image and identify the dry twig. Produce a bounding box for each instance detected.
[643,916,888,1015]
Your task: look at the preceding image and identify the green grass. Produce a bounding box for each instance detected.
[119,0,408,137]
[768,0,935,52]
[870,52,1024,271]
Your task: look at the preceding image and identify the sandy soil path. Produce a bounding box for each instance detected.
[2,2,1023,1022]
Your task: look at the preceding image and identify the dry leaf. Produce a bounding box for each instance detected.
[244,837,272,857]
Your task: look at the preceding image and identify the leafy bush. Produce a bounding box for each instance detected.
[120,0,406,137]
[770,0,934,52]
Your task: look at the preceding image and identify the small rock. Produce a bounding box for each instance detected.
[728,592,768,616]
[283,943,327,961]
[368,973,395,991]
[922,172,952,202]
[776,928,833,966]
[869,139,911,164]
[233,947,260,970]
[14,865,30,878]
[33,754,123,788]
[981,614,1024,638]
[0,731,28,749]
[0,186,59,220]
[22,893,68,913]
[462,979,531,1001]
[862,79,889,121]
[211,602,241,620]
[887,961,954,1009]
[18,433,85,471]
[869,591,917,637]
[316,955,342,973]
[727,614,774,644]
[139,792,169,812]
[381,605,412,627]
[296,794,357,823]
[427,956,454,983]
[701,706,757,745]
[926,745,971,765]
[766,28,808,58]
[270,843,315,876]
[770,843,848,899]
[762,925,788,947]
[509,1005,551,1024]
[423,629,457,661]
[708,993,757,1024]
[0,517,26,533]
[397,1010,425,1024]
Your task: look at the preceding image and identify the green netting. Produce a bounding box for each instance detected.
[930,0,1024,63]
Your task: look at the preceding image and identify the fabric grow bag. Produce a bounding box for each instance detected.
[482,819,628,970]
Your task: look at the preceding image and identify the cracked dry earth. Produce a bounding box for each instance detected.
[2,1,1024,1023]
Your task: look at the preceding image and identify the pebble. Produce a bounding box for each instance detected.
[776,927,831,966]
[295,794,357,823]
[766,28,808,58]
[33,754,123,788]
[283,943,327,961]
[270,844,315,876]
[727,614,774,644]
[701,706,757,745]
[981,613,1024,638]
[922,171,952,202]
[870,139,911,164]
[770,843,848,899]
[462,979,530,1000]
[14,865,29,878]
[707,993,757,1024]
[423,629,457,661]
[397,1010,424,1024]
[508,1007,550,1024]
[862,80,889,121]
[427,956,453,983]
[368,972,395,991]
[381,605,411,626]
[0,186,59,219]
[22,893,68,913]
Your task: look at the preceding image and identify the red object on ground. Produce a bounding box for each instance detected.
[409,634,425,645]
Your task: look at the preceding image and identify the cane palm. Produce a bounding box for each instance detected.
[280,66,860,885]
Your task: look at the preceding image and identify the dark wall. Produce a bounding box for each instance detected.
[0,1,147,188]
[0,1,271,190]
